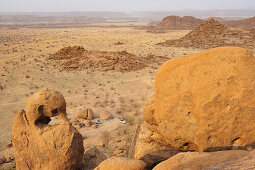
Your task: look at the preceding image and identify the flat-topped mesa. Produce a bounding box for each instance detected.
[134,47,255,161]
[12,88,84,170]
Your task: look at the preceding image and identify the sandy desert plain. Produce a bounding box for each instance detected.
[1,17,255,169]
[0,22,203,169]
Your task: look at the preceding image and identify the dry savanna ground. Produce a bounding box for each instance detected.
[0,26,203,166]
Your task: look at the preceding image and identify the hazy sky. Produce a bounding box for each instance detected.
[0,0,255,12]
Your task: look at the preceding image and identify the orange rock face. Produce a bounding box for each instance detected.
[12,88,84,170]
[136,47,255,156]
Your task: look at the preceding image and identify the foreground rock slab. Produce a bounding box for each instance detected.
[135,47,255,159]
[206,149,255,169]
[153,150,248,170]
[12,88,84,170]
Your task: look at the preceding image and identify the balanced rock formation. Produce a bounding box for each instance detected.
[159,18,255,49]
[95,157,146,170]
[134,47,255,159]
[12,88,84,170]
[148,16,203,33]
[153,150,248,170]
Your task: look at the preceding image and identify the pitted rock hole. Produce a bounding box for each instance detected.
[232,137,240,144]
[35,105,51,126]
[35,115,51,126]
[38,105,44,114]
[52,108,58,115]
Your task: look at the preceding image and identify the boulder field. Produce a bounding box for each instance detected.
[11,46,255,170]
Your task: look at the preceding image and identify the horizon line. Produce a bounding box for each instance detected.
[1,8,255,13]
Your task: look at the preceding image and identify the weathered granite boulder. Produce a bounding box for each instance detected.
[12,88,84,170]
[135,47,255,159]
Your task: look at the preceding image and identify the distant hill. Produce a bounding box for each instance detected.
[0,15,105,25]
[0,12,129,18]
[206,17,225,22]
[158,19,255,49]
[223,16,255,28]
[148,16,203,32]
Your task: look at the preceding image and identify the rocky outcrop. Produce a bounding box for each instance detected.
[12,88,84,170]
[48,47,169,72]
[95,157,146,170]
[134,47,255,160]
[153,150,248,170]
[159,19,255,49]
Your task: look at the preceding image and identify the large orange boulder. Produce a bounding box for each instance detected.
[95,157,146,170]
[12,88,84,170]
[135,47,255,158]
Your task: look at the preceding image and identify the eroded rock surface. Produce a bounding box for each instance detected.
[12,88,84,170]
[135,47,255,159]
